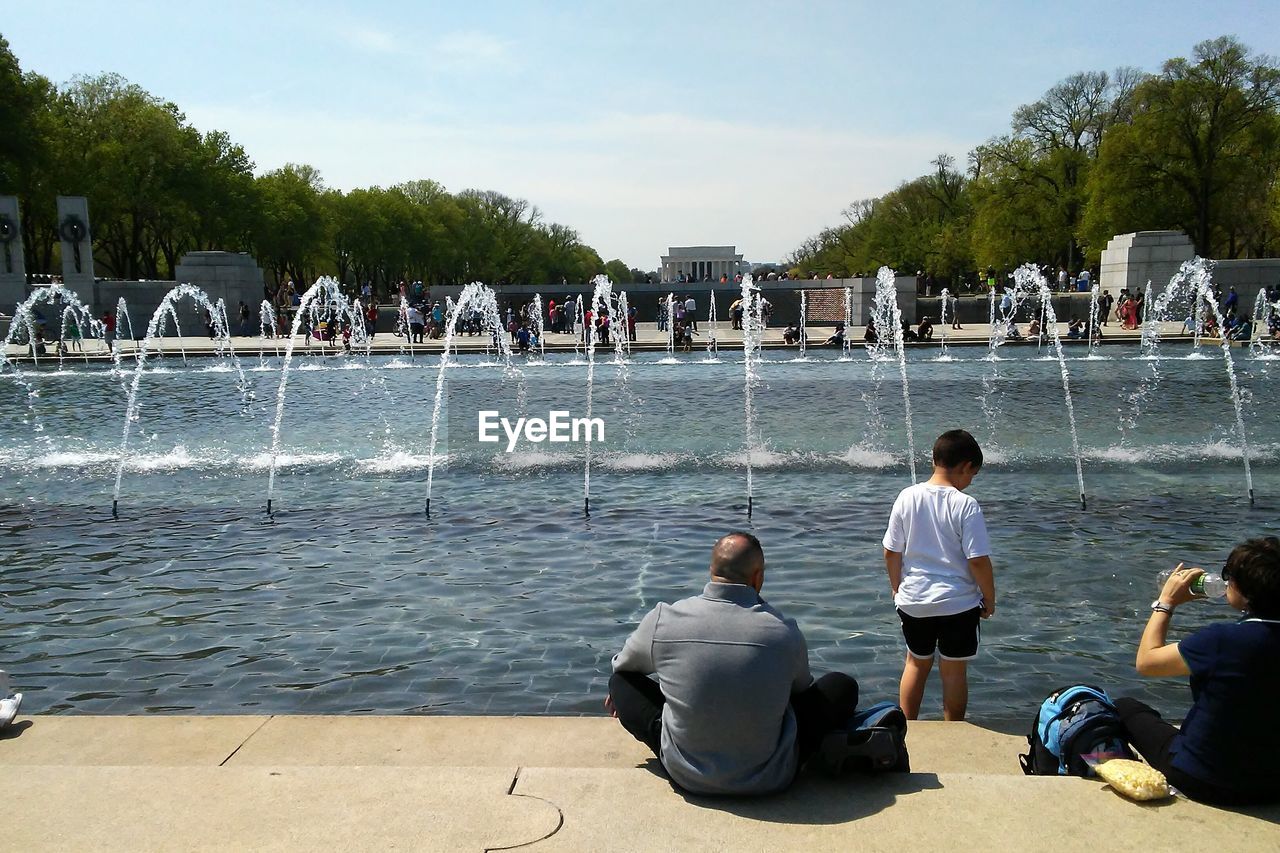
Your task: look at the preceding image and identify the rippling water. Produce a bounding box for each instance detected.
[1,345,1275,721]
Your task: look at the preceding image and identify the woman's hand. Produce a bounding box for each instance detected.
[1159,563,1205,608]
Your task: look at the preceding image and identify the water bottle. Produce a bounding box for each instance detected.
[1155,568,1227,599]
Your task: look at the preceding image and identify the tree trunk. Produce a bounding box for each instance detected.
[1196,174,1213,257]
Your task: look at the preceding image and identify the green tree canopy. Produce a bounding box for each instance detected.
[1083,36,1280,258]
[791,36,1280,283]
[0,37,613,293]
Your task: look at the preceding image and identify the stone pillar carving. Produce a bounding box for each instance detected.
[0,196,26,314]
[56,196,96,307]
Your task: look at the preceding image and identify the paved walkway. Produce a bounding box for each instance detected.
[2,715,1276,851]
[5,321,1218,363]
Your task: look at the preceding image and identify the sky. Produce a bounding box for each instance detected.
[5,1,1280,270]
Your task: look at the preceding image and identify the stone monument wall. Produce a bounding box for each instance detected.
[0,196,26,315]
[1100,230,1279,312]
[425,277,916,326]
[56,196,95,308]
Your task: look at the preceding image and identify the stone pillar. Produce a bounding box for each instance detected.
[172,251,266,332]
[1100,231,1194,296]
[56,196,96,308]
[0,196,26,315]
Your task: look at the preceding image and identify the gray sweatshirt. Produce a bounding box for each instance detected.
[612,581,813,795]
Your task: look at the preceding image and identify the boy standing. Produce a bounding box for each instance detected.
[882,429,995,721]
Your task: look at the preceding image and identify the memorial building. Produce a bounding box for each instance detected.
[659,246,746,283]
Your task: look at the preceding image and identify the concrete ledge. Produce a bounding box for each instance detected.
[3,716,1276,851]
[0,716,1030,775]
[226,714,652,768]
[0,715,266,765]
[513,767,1280,852]
[7,765,560,852]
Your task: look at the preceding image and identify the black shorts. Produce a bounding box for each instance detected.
[897,607,981,661]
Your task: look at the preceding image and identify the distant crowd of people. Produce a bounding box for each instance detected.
[12,274,1280,359]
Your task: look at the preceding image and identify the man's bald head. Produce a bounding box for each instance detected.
[710,532,765,585]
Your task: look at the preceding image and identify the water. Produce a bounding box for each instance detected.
[2,271,1274,721]
[937,288,951,359]
[398,295,416,361]
[666,292,675,359]
[1088,281,1102,359]
[1143,258,1254,503]
[871,267,917,483]
[706,293,719,358]
[259,300,279,363]
[842,286,854,360]
[1251,290,1275,358]
[113,283,248,515]
[1,344,1273,720]
[618,291,632,359]
[609,288,630,365]
[584,275,616,515]
[988,287,999,352]
[425,282,514,516]
[740,275,761,515]
[155,301,188,364]
[1009,264,1087,508]
[531,293,546,359]
[572,296,585,361]
[799,289,808,358]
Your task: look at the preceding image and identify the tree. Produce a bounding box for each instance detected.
[0,42,61,272]
[252,164,330,286]
[0,39,618,287]
[0,34,49,194]
[790,155,972,282]
[603,259,630,285]
[1084,37,1280,258]
[971,69,1142,271]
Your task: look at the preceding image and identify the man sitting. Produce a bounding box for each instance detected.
[607,532,859,795]
[917,316,934,342]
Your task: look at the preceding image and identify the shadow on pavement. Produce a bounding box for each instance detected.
[0,720,34,741]
[637,758,944,825]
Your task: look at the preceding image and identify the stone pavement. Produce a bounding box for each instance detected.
[2,715,1276,851]
[4,321,1206,362]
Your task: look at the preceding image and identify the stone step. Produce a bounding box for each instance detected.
[6,764,559,852]
[512,766,1280,852]
[4,717,1277,851]
[1,715,1027,776]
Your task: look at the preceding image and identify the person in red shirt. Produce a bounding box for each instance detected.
[101,310,116,349]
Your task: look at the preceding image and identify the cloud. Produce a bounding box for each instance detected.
[348,25,400,55]
[339,23,514,72]
[433,31,513,66]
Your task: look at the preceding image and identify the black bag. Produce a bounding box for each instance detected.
[820,700,910,774]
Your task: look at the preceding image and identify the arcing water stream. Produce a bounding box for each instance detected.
[871,267,917,483]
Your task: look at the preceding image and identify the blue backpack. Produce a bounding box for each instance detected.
[1019,685,1132,776]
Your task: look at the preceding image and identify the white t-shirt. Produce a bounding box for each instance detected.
[882,483,991,617]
